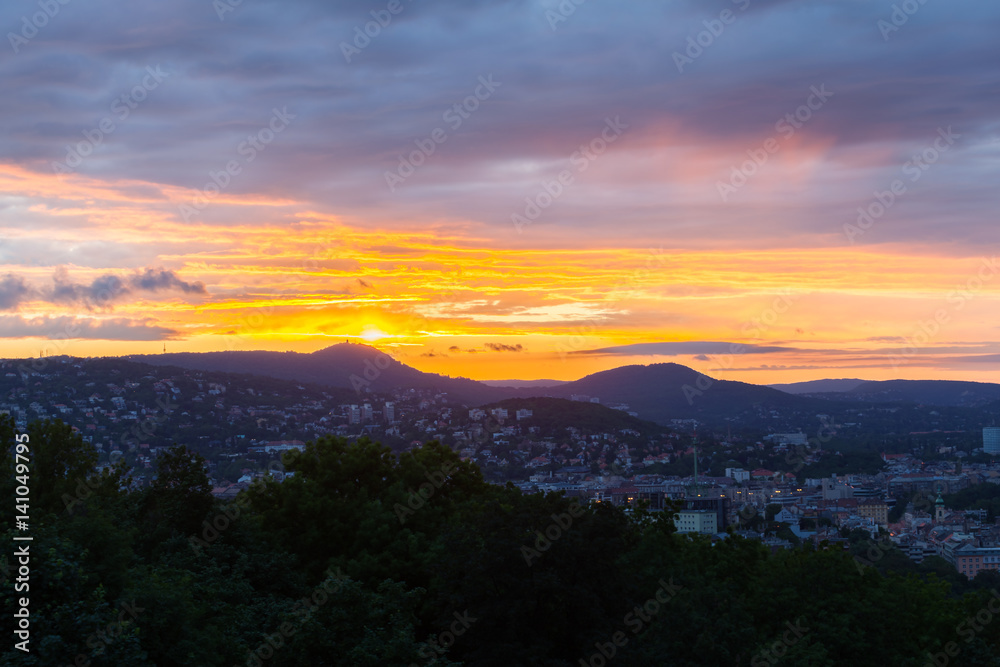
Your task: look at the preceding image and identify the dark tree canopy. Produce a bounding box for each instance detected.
[5,419,1000,666]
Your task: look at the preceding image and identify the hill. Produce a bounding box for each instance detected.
[126,349,837,424]
[540,363,823,424]
[482,397,665,438]
[480,379,569,388]
[770,378,867,394]
[796,379,1000,408]
[128,343,517,405]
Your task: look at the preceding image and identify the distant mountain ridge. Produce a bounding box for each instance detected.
[480,379,569,388]
[769,379,867,394]
[481,397,664,437]
[125,344,1000,423]
[771,376,1000,408]
[127,346,819,422]
[128,344,515,405]
[539,363,820,424]
[824,379,1000,408]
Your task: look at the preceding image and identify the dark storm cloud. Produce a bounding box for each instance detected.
[49,268,126,307]
[0,267,205,311]
[485,343,524,352]
[130,268,207,293]
[2,0,999,246]
[48,267,205,308]
[0,274,32,310]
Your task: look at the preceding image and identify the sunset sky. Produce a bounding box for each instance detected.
[2,0,998,383]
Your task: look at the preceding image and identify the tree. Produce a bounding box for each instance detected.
[426,489,637,666]
[0,418,104,522]
[0,524,151,666]
[249,436,490,584]
[138,445,214,547]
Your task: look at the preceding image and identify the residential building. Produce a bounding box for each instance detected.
[685,495,731,530]
[675,509,718,534]
[347,405,361,425]
[954,545,1000,579]
[725,467,750,483]
[985,427,1000,455]
[822,476,854,500]
[857,498,889,527]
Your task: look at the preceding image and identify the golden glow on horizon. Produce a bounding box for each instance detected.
[2,163,999,384]
[359,326,390,342]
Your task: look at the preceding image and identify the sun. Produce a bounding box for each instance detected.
[360,325,390,342]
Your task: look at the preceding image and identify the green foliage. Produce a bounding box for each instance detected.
[889,500,908,523]
[248,435,492,584]
[0,524,151,666]
[12,418,1000,666]
[137,445,215,549]
[484,397,664,438]
[426,490,638,665]
[0,418,104,522]
[797,448,885,478]
[945,482,1000,521]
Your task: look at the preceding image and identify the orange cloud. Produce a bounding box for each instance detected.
[2,163,999,384]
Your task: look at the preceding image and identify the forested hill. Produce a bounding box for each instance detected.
[129,343,519,405]
[544,363,824,423]
[482,397,665,438]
